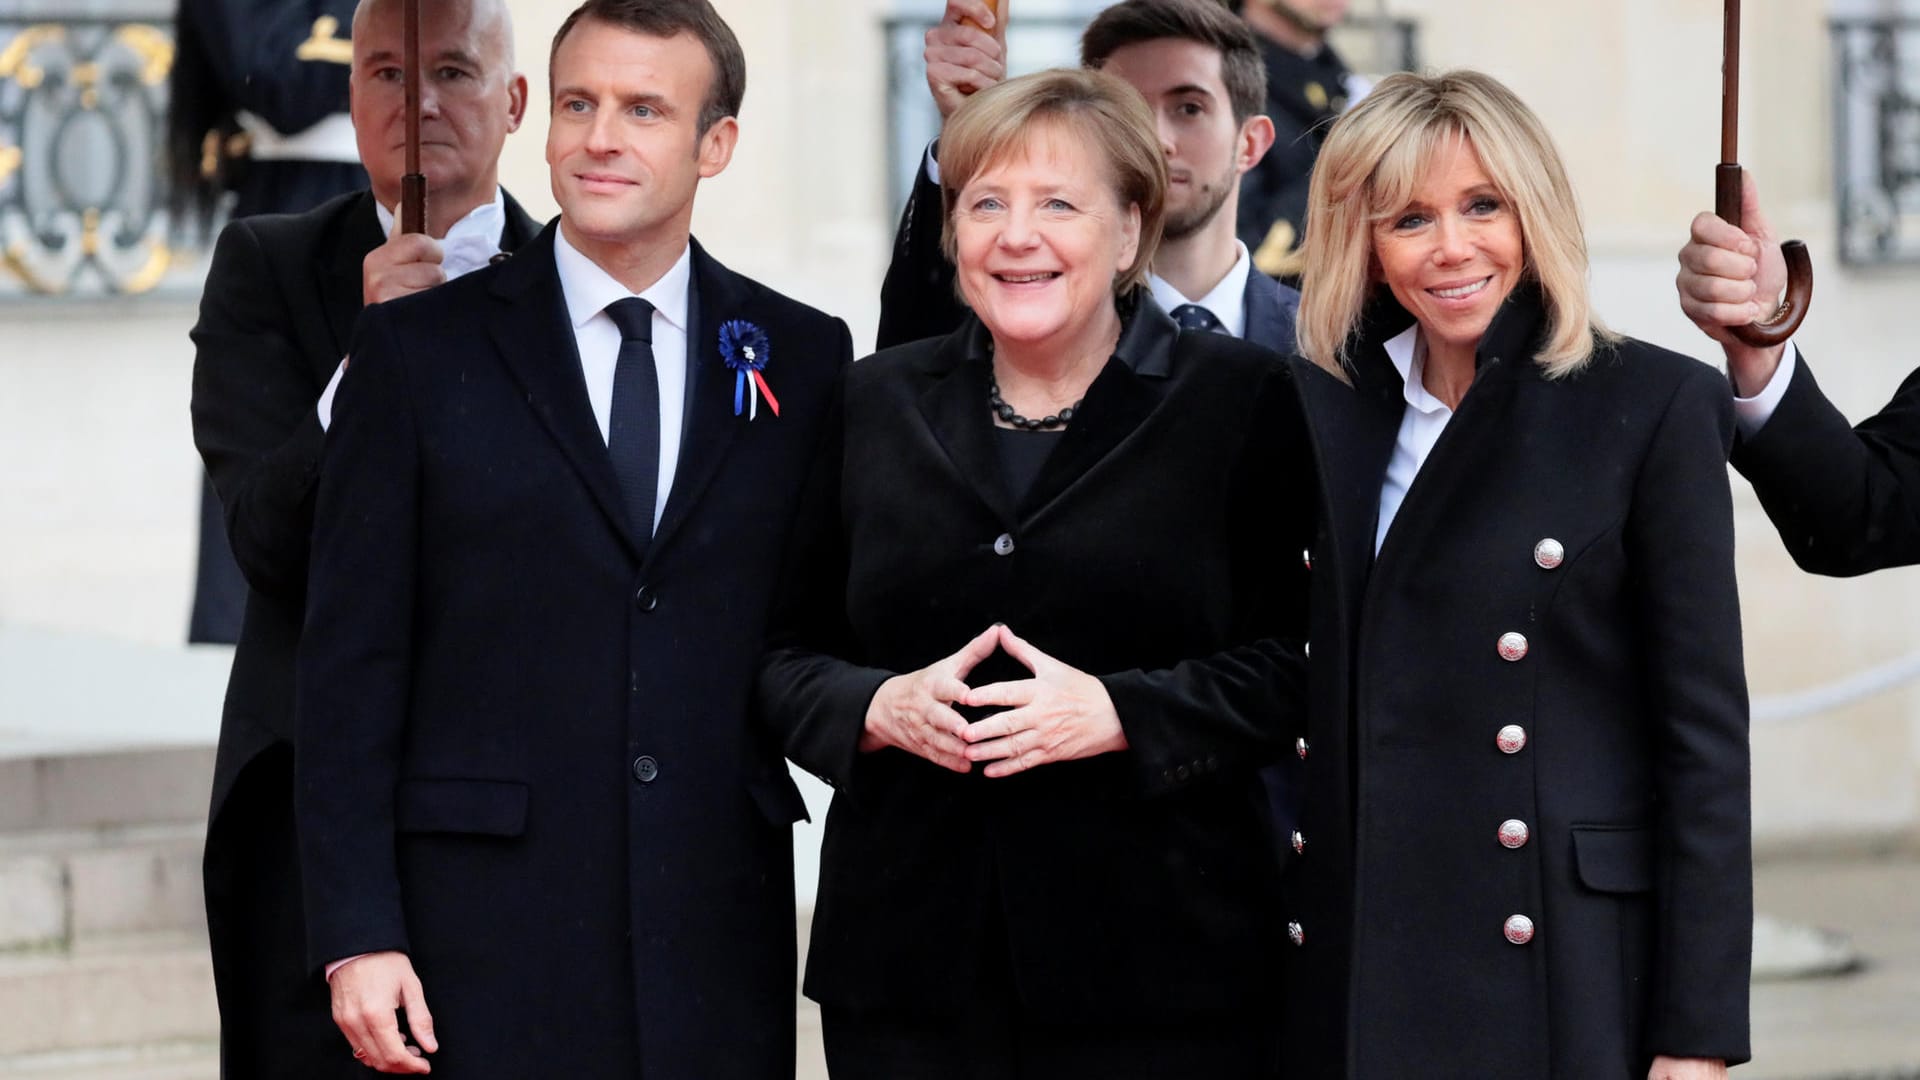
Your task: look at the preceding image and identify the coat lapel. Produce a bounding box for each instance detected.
[913,321,1016,525]
[648,240,747,560]
[1296,353,1401,601]
[1017,305,1172,523]
[485,224,644,559]
[319,192,385,361]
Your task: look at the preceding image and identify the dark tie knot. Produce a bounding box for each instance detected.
[1171,303,1226,335]
[606,297,656,343]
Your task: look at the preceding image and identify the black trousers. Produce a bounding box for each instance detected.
[821,1004,1281,1080]
[203,746,360,1080]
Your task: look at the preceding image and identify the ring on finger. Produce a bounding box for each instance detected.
[352,1047,368,1059]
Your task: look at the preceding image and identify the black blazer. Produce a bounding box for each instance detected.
[875,153,1299,353]
[758,300,1313,1022]
[190,188,538,823]
[1732,354,1920,574]
[296,227,850,1080]
[1281,285,1752,1077]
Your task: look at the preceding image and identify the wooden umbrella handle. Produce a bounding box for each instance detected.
[400,0,428,234]
[960,0,1008,45]
[1714,166,1812,348]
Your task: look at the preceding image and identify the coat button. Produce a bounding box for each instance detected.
[1497,632,1528,662]
[632,755,659,783]
[1295,737,1308,760]
[1498,819,1530,849]
[1175,764,1191,781]
[1287,920,1305,946]
[1301,548,1312,571]
[1495,724,1528,754]
[1533,538,1565,570]
[1290,830,1305,854]
[993,533,1015,556]
[634,586,658,612]
[1504,914,1535,945]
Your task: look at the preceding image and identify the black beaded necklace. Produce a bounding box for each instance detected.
[988,374,1079,431]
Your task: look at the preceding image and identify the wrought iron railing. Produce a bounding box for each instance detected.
[1832,15,1920,267]
[0,0,190,299]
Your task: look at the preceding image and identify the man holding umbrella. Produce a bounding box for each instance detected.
[188,0,534,1072]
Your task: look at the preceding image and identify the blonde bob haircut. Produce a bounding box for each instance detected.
[1296,69,1615,379]
[938,68,1168,296]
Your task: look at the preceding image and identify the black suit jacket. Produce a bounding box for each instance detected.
[875,153,1299,353]
[758,301,1313,1022]
[297,226,850,1079]
[1732,354,1920,574]
[1281,285,1752,1077]
[191,188,539,822]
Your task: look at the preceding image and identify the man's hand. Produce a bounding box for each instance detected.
[926,0,1006,122]
[363,232,447,308]
[1676,168,1788,396]
[331,950,438,1073]
[959,624,1126,778]
[1649,1055,1728,1080]
[861,624,1002,772]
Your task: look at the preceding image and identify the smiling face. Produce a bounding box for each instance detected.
[350,0,526,219]
[546,19,736,268]
[952,123,1141,355]
[1371,136,1524,358]
[1098,38,1259,241]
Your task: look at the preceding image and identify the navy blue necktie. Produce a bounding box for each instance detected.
[603,298,660,546]
[1171,303,1228,335]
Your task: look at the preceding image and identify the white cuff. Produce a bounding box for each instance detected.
[317,357,348,431]
[1732,340,1799,439]
[924,139,940,186]
[325,953,370,981]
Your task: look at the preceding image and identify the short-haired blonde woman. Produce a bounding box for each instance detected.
[759,68,1312,1079]
[1283,70,1751,1079]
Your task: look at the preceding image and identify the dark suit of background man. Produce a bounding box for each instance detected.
[1231,0,1361,281]
[188,0,531,1073]
[170,0,369,645]
[1679,173,1920,575]
[882,0,1299,356]
[298,0,851,1075]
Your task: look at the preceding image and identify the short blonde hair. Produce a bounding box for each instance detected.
[1296,70,1615,378]
[938,68,1167,295]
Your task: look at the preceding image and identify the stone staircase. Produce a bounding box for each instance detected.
[0,747,219,1077]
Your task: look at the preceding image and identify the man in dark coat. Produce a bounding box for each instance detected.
[1678,171,1920,572]
[1232,0,1361,280]
[297,1,851,1075]
[170,0,368,645]
[879,0,1299,360]
[188,0,532,1073]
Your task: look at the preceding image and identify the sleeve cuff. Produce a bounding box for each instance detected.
[325,953,370,981]
[923,139,940,186]
[317,357,349,431]
[1732,340,1798,438]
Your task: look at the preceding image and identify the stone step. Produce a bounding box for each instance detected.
[0,748,213,836]
[0,1042,217,1079]
[0,826,205,951]
[0,934,216,1060]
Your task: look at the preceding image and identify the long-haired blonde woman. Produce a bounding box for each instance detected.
[1282,70,1751,1080]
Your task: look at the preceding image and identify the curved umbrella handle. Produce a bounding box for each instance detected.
[1715,163,1810,347]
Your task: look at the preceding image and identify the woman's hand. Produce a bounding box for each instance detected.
[861,624,1002,773]
[1648,1056,1726,1080]
[959,625,1127,778]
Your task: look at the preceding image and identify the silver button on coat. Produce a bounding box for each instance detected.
[1287,921,1305,946]
[1533,537,1565,570]
[1295,737,1308,760]
[1496,724,1528,754]
[992,533,1014,556]
[1497,632,1529,662]
[1290,830,1305,855]
[1504,914,1535,945]
[1498,819,1530,849]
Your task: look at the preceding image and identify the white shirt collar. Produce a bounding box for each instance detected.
[375,188,506,279]
[551,225,692,334]
[1146,241,1254,339]
[1383,323,1452,417]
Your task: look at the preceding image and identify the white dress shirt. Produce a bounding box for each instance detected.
[552,225,692,533]
[1147,242,1254,340]
[1376,324,1454,554]
[318,188,508,429]
[1730,340,1801,438]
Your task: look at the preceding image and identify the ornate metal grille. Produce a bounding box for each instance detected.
[1832,15,1920,266]
[0,0,187,298]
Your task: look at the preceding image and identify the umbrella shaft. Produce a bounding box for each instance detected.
[1721,0,1740,164]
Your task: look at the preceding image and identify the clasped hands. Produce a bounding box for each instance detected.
[862,624,1127,777]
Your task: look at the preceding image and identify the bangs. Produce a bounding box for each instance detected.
[1364,122,1481,225]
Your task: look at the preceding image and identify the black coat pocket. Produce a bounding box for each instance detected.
[1572,824,1653,893]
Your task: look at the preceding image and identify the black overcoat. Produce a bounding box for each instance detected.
[188,188,536,1078]
[758,303,1313,1027]
[1731,353,1920,573]
[1281,286,1753,1077]
[296,226,849,1079]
